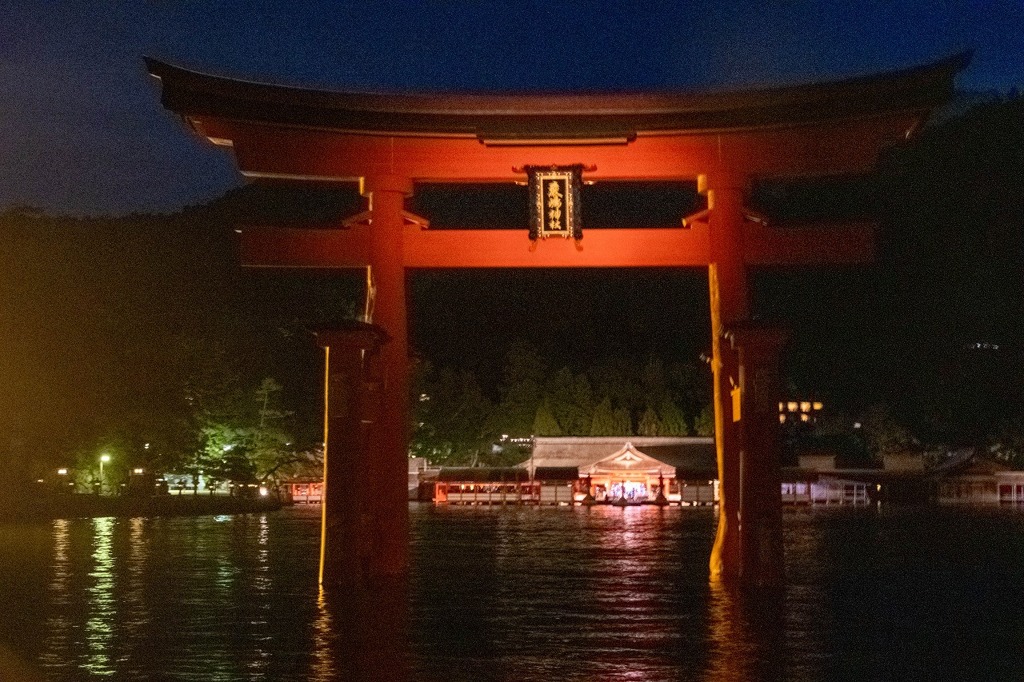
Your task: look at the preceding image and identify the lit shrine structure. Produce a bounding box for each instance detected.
[147,54,966,588]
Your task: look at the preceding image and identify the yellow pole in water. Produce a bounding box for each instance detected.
[318,346,330,586]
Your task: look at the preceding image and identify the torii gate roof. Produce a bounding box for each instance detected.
[146,53,968,144]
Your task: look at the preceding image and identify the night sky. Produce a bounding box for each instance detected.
[1,1,1022,215]
[1,2,1023,454]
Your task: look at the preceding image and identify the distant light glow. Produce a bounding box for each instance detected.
[259,487,269,497]
[133,468,144,475]
[99,454,111,463]
[57,468,68,475]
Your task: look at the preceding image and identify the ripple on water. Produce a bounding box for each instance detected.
[0,503,1022,679]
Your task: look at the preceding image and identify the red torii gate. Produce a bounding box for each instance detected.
[147,54,965,588]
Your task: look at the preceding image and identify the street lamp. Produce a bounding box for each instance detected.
[99,454,111,494]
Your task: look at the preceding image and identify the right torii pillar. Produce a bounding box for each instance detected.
[705,172,789,587]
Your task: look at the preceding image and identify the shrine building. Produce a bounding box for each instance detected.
[433,437,718,506]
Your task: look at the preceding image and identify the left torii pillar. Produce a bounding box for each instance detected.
[317,325,409,682]
[318,173,414,590]
[315,323,388,590]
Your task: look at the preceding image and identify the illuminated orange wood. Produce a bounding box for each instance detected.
[728,323,790,587]
[315,326,387,589]
[362,175,411,582]
[197,118,918,184]
[403,227,710,268]
[239,221,872,270]
[148,54,965,589]
[706,182,749,582]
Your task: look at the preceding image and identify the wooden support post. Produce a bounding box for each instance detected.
[315,324,388,590]
[727,322,790,588]
[705,173,750,583]
[362,174,414,583]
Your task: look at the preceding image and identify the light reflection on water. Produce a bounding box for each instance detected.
[247,513,273,678]
[310,588,336,681]
[0,505,1022,679]
[84,517,115,676]
[38,519,70,673]
[410,505,718,680]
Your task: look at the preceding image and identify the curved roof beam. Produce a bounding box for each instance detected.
[146,53,970,142]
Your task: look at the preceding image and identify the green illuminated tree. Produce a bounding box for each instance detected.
[532,398,563,436]
[174,375,299,491]
[658,398,689,436]
[249,378,297,482]
[492,342,546,438]
[693,404,715,437]
[546,367,594,435]
[612,407,632,435]
[413,366,495,466]
[637,405,663,436]
[590,397,618,436]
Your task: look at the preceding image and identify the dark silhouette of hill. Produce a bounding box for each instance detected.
[2,93,1022,475]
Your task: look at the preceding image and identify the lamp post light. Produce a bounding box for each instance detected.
[99,454,111,494]
[56,467,71,493]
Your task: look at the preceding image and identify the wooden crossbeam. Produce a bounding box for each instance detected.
[240,221,871,270]
[402,227,710,268]
[206,117,914,184]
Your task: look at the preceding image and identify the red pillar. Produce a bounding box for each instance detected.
[315,325,387,589]
[315,325,411,680]
[362,174,413,583]
[728,323,789,587]
[705,173,750,582]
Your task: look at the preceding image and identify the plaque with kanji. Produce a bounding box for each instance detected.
[527,165,583,241]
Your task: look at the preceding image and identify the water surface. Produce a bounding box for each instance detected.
[1,504,1022,680]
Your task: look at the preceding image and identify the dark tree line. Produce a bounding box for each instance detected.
[411,343,712,466]
[0,187,359,488]
[757,91,1024,463]
[2,92,1024,485]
